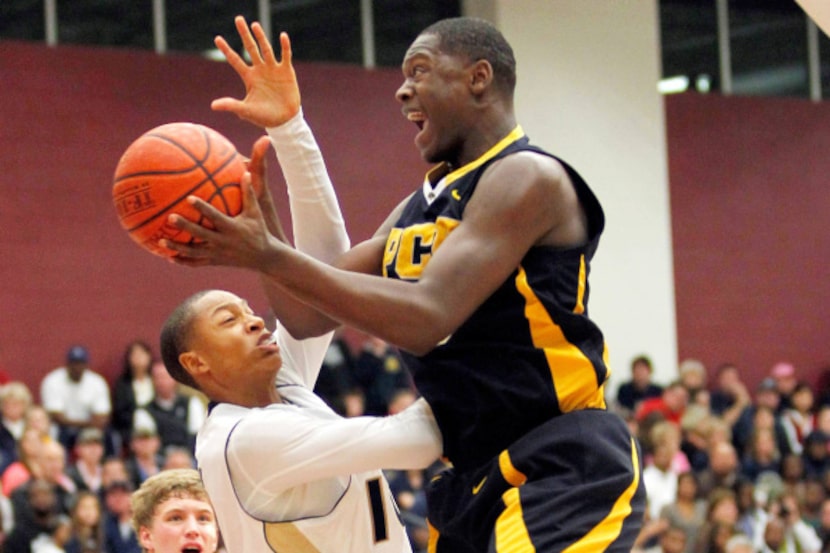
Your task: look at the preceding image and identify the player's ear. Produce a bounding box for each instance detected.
[179,351,208,377]
[138,527,153,550]
[469,59,494,95]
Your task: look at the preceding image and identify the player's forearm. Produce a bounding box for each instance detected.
[260,246,454,355]
[230,399,442,492]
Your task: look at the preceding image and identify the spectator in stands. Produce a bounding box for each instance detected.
[678,358,708,400]
[616,354,664,415]
[112,341,155,455]
[2,427,46,497]
[645,421,685,520]
[0,382,33,473]
[31,513,72,553]
[133,361,205,453]
[313,330,358,415]
[101,480,140,553]
[815,497,830,551]
[387,388,418,416]
[123,427,161,490]
[732,378,788,458]
[25,405,57,442]
[40,346,111,451]
[803,430,830,479]
[160,447,194,470]
[723,534,753,553]
[66,427,104,494]
[772,361,799,413]
[641,524,688,553]
[5,479,62,553]
[801,478,826,531]
[352,336,414,417]
[12,440,76,516]
[782,381,817,456]
[64,491,103,553]
[100,457,130,503]
[709,363,751,428]
[765,492,822,553]
[697,441,740,498]
[735,478,766,546]
[680,405,714,472]
[693,487,741,553]
[740,427,782,483]
[658,471,707,553]
[638,381,689,426]
[781,452,808,503]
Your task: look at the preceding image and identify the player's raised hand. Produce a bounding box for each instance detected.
[212,15,300,128]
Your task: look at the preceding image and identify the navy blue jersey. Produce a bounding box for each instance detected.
[383,127,610,470]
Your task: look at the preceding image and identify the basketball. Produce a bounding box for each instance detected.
[112,122,246,257]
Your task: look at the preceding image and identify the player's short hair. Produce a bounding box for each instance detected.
[160,290,212,391]
[421,17,516,95]
[131,468,211,535]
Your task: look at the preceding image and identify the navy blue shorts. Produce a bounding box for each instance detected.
[425,409,645,552]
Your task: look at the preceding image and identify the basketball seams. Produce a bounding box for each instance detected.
[120,158,241,233]
[113,122,244,257]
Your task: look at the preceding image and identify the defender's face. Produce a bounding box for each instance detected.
[396,33,472,165]
[139,497,218,553]
[186,291,281,386]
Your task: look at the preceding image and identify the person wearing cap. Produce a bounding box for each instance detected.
[66,427,105,494]
[130,469,217,553]
[39,346,111,451]
[103,479,140,553]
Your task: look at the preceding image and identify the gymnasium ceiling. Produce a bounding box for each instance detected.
[1,0,826,98]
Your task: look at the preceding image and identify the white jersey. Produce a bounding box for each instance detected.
[196,328,441,553]
[195,112,442,553]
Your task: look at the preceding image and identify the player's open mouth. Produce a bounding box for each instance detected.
[407,110,426,131]
[257,332,279,352]
[182,545,202,553]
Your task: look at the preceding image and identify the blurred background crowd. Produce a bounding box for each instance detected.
[0,334,828,553]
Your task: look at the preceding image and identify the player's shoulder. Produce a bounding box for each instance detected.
[479,149,574,206]
[493,149,569,185]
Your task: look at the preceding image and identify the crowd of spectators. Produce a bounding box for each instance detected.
[620,355,830,553]
[1,337,827,553]
[0,334,420,553]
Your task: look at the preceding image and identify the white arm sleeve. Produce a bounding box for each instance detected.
[266,109,350,263]
[266,110,350,389]
[227,398,442,493]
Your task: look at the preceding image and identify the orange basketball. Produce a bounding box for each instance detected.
[112,122,246,257]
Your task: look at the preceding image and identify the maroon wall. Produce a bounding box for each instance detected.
[0,40,426,394]
[1,41,828,396]
[666,93,830,388]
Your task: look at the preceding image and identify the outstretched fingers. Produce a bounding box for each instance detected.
[251,22,277,64]
[279,32,292,66]
[235,15,263,65]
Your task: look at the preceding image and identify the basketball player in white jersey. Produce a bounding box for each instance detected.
[158,18,442,553]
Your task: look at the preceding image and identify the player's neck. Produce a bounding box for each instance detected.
[217,379,281,408]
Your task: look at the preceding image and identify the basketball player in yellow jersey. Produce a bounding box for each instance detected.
[166,15,645,552]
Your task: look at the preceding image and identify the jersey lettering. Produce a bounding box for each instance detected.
[383,217,460,279]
